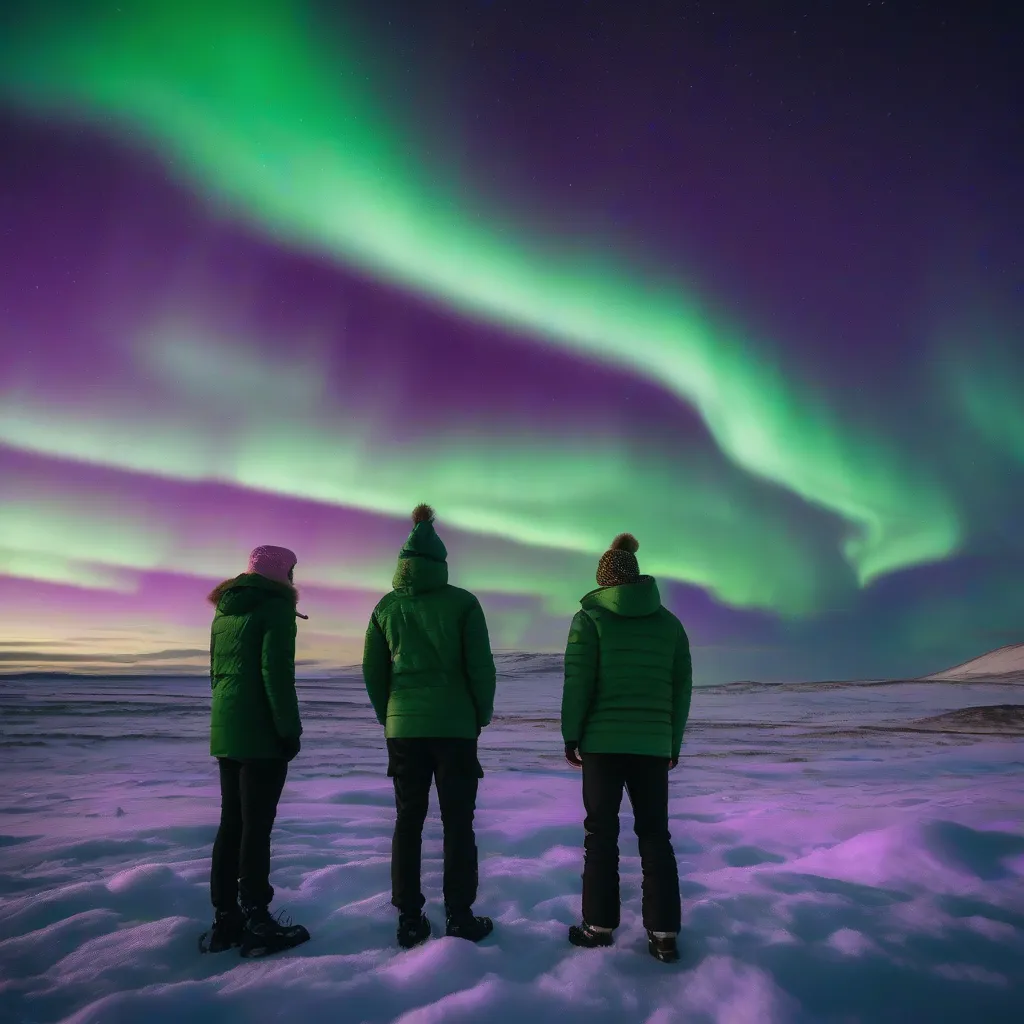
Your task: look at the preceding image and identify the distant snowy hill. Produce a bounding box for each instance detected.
[925,642,1024,682]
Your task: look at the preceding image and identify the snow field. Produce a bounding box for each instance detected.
[1,672,1022,1023]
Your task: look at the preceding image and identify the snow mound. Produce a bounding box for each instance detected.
[926,643,1024,682]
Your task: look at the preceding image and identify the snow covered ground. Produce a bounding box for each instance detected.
[1,660,1023,1024]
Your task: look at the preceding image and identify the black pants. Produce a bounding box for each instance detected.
[387,737,482,916]
[210,757,288,913]
[581,752,681,933]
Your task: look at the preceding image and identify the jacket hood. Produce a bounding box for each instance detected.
[399,519,448,563]
[580,576,661,618]
[208,573,299,615]
[392,556,448,594]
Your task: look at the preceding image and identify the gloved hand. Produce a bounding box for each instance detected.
[280,735,301,762]
[565,741,583,769]
[669,755,679,770]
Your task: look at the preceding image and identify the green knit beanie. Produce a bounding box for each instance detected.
[398,504,448,563]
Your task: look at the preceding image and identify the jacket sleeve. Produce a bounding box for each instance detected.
[671,623,693,759]
[261,602,301,740]
[561,610,598,743]
[362,611,391,727]
[463,597,496,728]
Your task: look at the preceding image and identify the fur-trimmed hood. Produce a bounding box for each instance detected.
[208,573,307,618]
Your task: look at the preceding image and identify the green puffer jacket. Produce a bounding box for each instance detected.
[561,577,692,759]
[209,573,302,759]
[362,521,496,739]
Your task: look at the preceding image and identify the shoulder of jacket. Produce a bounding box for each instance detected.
[664,610,689,639]
[572,608,599,630]
[261,597,297,628]
[262,589,294,609]
[447,585,480,607]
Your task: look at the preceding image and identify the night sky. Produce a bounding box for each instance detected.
[0,0,1021,682]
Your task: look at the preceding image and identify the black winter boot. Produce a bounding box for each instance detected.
[199,906,245,953]
[239,906,310,958]
[647,930,679,963]
[568,922,614,948]
[445,907,494,942]
[397,912,432,949]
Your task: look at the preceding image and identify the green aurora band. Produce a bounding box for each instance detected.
[0,327,831,615]
[949,347,1024,467]
[0,0,962,591]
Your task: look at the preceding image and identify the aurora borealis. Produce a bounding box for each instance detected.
[0,1,1021,681]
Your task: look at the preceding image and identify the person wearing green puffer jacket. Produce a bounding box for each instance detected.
[201,545,310,960]
[561,532,693,965]
[363,504,497,950]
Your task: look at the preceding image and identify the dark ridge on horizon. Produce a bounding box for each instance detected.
[3,643,1023,686]
[855,704,1024,737]
[0,671,210,681]
[914,704,1024,733]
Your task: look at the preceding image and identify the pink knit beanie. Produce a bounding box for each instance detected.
[247,545,297,586]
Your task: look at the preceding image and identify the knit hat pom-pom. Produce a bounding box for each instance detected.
[412,503,435,524]
[610,532,639,553]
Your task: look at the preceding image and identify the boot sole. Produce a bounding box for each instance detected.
[239,927,311,959]
[398,934,431,949]
[648,945,680,963]
[445,918,494,942]
[445,928,493,942]
[198,930,242,954]
[568,927,613,949]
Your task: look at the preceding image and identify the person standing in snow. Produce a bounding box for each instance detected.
[201,545,311,958]
[561,533,693,964]
[363,504,497,949]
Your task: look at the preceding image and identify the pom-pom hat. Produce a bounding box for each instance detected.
[596,533,642,587]
[398,504,448,563]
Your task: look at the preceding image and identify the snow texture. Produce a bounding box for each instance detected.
[1,660,1023,1024]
